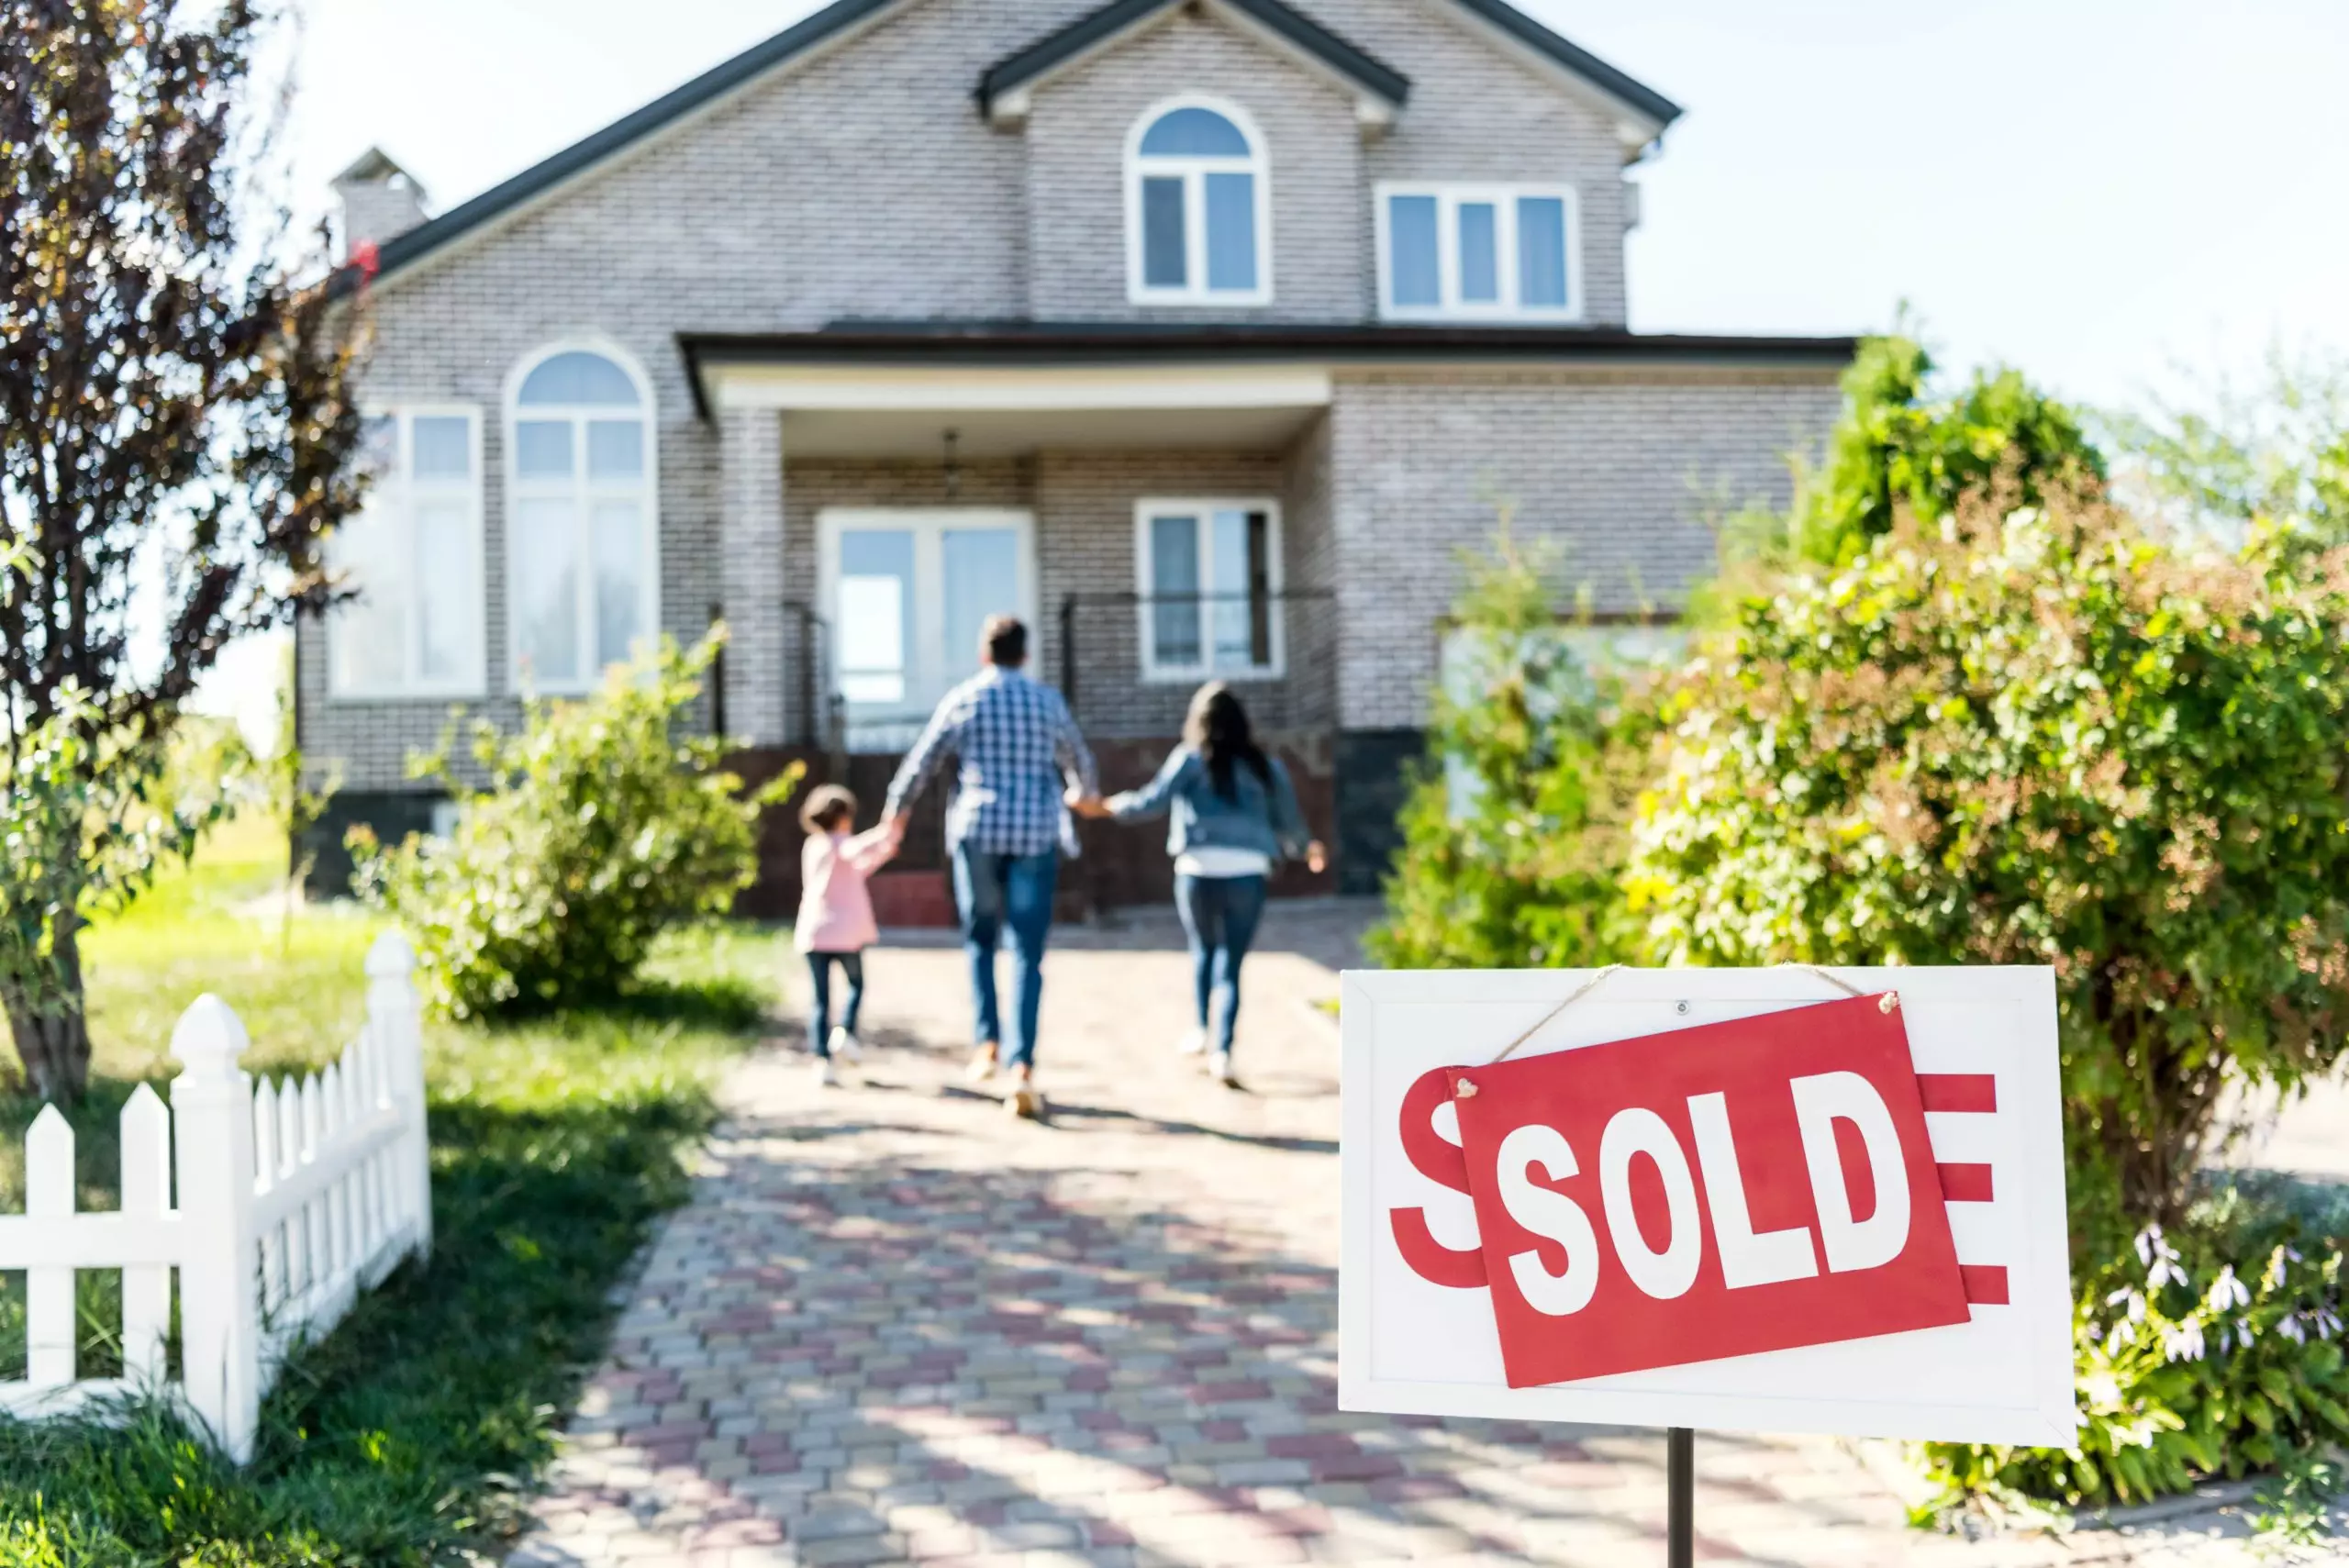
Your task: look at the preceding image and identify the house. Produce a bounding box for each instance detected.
[303,0,1852,915]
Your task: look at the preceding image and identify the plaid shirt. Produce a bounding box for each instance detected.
[885,666,1098,856]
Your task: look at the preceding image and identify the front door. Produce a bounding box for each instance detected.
[818,507,1038,753]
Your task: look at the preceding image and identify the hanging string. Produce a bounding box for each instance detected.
[1787,963,1866,998]
[1466,962,1888,1097]
[1486,963,1623,1065]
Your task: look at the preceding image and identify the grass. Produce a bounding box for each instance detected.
[0,817,784,1564]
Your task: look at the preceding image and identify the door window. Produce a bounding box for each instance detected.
[820,509,1036,751]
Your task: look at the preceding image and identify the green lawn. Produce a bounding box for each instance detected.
[0,818,785,1564]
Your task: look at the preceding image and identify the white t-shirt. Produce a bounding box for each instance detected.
[1175,846,1274,879]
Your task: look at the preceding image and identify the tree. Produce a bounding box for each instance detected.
[1368,528,1629,971]
[257,639,338,954]
[2113,342,2349,539]
[1,0,368,1099]
[1628,482,2349,1253]
[1759,333,2106,567]
[352,633,801,1018]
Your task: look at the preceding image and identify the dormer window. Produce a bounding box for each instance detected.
[1375,183,1582,322]
[1125,97,1272,306]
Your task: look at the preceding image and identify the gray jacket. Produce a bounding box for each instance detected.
[1107,746,1308,862]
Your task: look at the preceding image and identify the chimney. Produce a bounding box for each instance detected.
[331,147,430,262]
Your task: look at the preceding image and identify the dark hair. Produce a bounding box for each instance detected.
[1184,682,1271,800]
[798,783,858,834]
[982,615,1027,666]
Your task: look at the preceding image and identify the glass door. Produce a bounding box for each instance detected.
[819,508,1037,752]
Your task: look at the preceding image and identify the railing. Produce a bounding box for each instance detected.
[0,931,431,1462]
[782,598,845,756]
[1056,587,1339,740]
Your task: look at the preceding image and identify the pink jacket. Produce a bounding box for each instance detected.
[795,827,896,954]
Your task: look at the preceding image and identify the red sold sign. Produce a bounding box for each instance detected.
[1433,994,1970,1387]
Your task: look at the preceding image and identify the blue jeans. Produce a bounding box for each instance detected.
[1175,873,1267,1057]
[953,845,1059,1072]
[806,951,863,1056]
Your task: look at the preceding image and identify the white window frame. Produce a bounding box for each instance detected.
[816,506,1041,753]
[1124,94,1275,308]
[1374,182,1584,323]
[327,403,487,701]
[1132,496,1286,684]
[502,339,662,695]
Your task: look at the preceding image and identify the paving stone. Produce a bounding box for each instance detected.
[503,912,2283,1567]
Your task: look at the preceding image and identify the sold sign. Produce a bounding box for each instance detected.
[1341,967,2073,1445]
[1431,994,1969,1385]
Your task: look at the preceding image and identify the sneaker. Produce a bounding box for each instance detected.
[1175,1028,1208,1056]
[811,1057,837,1088]
[965,1043,998,1083]
[1208,1051,1238,1088]
[1006,1082,1045,1120]
[829,1027,863,1062]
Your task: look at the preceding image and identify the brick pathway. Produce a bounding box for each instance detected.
[509,903,2329,1568]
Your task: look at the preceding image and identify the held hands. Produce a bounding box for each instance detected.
[1306,840,1329,875]
[1063,785,1110,819]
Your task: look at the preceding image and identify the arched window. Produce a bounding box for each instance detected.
[1125,97,1270,306]
[507,345,658,690]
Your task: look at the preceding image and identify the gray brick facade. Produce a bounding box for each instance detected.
[307,0,1847,897]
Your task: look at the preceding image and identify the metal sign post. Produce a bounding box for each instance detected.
[1666,1427,1694,1568]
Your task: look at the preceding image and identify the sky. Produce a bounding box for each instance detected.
[203,0,2349,742]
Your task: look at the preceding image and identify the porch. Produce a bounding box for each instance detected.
[695,344,1349,919]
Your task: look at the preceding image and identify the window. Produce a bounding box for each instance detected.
[1376,183,1581,321]
[1134,499,1283,680]
[818,508,1037,753]
[1126,97,1272,306]
[506,346,658,691]
[327,406,485,698]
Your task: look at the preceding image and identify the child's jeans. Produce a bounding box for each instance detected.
[807,951,865,1056]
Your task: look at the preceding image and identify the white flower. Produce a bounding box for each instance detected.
[2207,1265,2251,1314]
[2161,1319,2207,1362]
[2280,1315,2308,1345]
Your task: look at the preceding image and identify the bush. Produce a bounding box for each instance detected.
[1368,534,1629,970]
[1763,333,2104,568]
[1919,1202,2349,1512]
[353,633,798,1017]
[1627,485,2349,1252]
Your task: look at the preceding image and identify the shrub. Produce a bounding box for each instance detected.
[1919,1204,2349,1512]
[1763,333,2104,568]
[1626,485,2349,1251]
[352,633,798,1017]
[1368,534,1629,970]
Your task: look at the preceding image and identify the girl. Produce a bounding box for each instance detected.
[1080,683,1325,1088]
[795,784,897,1086]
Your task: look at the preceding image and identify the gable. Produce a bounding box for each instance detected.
[980,0,1409,129]
[347,0,1677,291]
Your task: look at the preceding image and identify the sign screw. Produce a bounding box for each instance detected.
[1454,1079,1479,1099]
[1675,1000,1691,1016]
[1879,992,1901,1013]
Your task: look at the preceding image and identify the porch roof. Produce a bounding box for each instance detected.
[679,319,1859,421]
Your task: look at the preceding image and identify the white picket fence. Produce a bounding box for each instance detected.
[0,930,431,1461]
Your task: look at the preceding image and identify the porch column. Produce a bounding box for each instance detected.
[718,404,788,745]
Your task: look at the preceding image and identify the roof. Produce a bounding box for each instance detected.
[332,146,423,190]
[678,319,1855,417]
[358,0,901,289]
[1443,0,1678,128]
[977,0,1410,121]
[347,0,1680,292]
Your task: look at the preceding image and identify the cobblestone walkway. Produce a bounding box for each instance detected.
[511,904,2324,1568]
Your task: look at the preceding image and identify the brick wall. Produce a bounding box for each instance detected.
[1023,9,1364,320]
[1326,367,1845,730]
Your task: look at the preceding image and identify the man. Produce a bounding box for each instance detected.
[885,615,1097,1118]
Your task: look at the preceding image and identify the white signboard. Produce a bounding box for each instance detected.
[1338,966,2075,1444]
